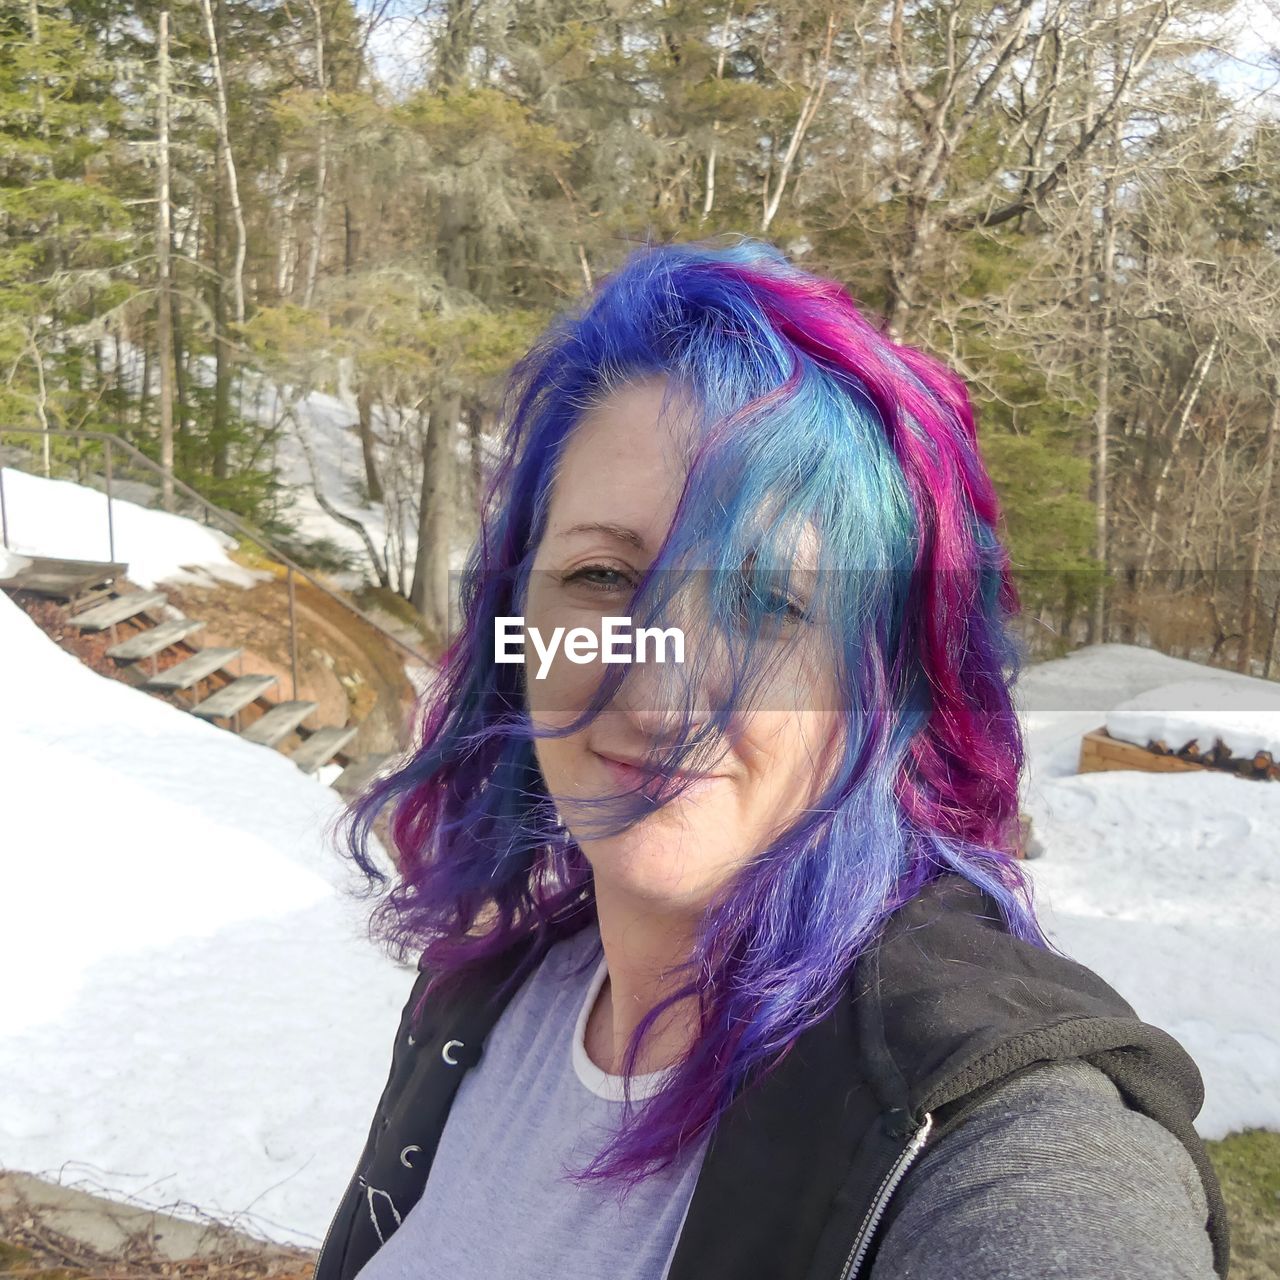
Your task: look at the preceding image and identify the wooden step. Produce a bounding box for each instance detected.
[240,700,319,748]
[292,725,359,774]
[70,590,167,631]
[333,752,397,797]
[145,647,242,691]
[0,556,126,599]
[107,618,206,661]
[63,583,118,612]
[191,674,278,720]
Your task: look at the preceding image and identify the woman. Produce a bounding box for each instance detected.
[315,238,1229,1280]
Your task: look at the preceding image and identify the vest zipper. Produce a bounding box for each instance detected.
[836,1111,934,1280]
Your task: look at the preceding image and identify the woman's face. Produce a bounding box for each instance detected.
[523,375,844,917]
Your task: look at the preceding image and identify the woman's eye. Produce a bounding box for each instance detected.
[731,575,809,627]
[560,564,636,595]
[763,595,808,624]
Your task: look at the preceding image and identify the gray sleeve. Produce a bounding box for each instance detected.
[868,1058,1217,1280]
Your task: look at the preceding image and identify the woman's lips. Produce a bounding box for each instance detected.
[592,751,726,799]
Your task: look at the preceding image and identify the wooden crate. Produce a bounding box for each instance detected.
[1077,727,1211,776]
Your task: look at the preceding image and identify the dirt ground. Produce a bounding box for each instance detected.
[2,1132,1276,1279]
[0,1171,315,1280]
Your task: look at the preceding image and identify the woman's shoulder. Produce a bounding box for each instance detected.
[869,1057,1217,1280]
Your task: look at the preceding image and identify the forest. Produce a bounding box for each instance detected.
[2,0,1278,669]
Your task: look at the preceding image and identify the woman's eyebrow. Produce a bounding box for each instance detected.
[554,522,650,552]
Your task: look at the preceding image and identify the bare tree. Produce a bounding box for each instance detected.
[761,12,836,233]
[302,0,329,308]
[1237,368,1279,672]
[198,0,247,323]
[155,8,174,511]
[874,0,1179,339]
[701,2,734,223]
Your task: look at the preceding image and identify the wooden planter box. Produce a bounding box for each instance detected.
[1078,726,1278,781]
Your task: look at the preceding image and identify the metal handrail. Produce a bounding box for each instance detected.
[0,428,433,697]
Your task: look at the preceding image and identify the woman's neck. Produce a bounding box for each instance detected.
[583,885,702,1077]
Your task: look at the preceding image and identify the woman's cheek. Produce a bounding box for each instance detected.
[528,648,607,724]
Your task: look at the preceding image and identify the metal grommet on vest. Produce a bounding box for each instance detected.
[400,1144,422,1168]
[441,1037,482,1067]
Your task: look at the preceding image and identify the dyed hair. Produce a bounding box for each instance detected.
[342,235,1049,1194]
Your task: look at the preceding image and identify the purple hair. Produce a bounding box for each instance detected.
[341,236,1049,1194]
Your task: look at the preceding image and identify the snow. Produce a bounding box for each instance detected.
[0,547,32,579]
[259,371,483,594]
[1023,769,1278,1137]
[1104,676,1280,761]
[1018,644,1280,1139]
[0,602,1276,1248]
[254,378,401,583]
[0,467,265,590]
[0,594,407,1247]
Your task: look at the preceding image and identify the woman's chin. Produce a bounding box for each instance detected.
[582,830,728,912]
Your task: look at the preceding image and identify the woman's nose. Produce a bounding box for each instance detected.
[611,610,733,750]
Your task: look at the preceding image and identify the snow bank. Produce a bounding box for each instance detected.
[0,467,265,589]
[1013,642,1267,782]
[1020,644,1280,1139]
[1024,771,1278,1138]
[1105,676,1280,760]
[0,619,1276,1250]
[0,594,407,1247]
[0,547,32,579]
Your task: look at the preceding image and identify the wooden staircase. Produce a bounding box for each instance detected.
[1,555,387,788]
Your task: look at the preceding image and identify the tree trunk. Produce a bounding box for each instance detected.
[138,343,152,439]
[701,4,734,223]
[212,168,232,479]
[466,403,486,514]
[199,0,247,322]
[170,282,190,445]
[1239,371,1279,673]
[302,0,328,308]
[1087,62,1119,646]
[1264,586,1280,680]
[113,333,125,437]
[275,155,299,298]
[760,14,835,234]
[356,378,384,503]
[155,9,175,511]
[344,201,359,272]
[410,393,457,639]
[408,0,476,634]
[1141,335,1219,572]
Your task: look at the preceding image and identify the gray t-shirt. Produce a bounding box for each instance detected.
[353,925,1218,1280]
[352,923,709,1280]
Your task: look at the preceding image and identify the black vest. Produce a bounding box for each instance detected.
[312,874,1230,1280]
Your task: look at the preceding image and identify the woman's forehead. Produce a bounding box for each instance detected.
[545,376,821,572]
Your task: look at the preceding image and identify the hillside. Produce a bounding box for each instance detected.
[0,466,423,762]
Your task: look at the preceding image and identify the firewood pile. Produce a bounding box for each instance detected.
[1148,735,1280,780]
[1079,726,1279,782]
